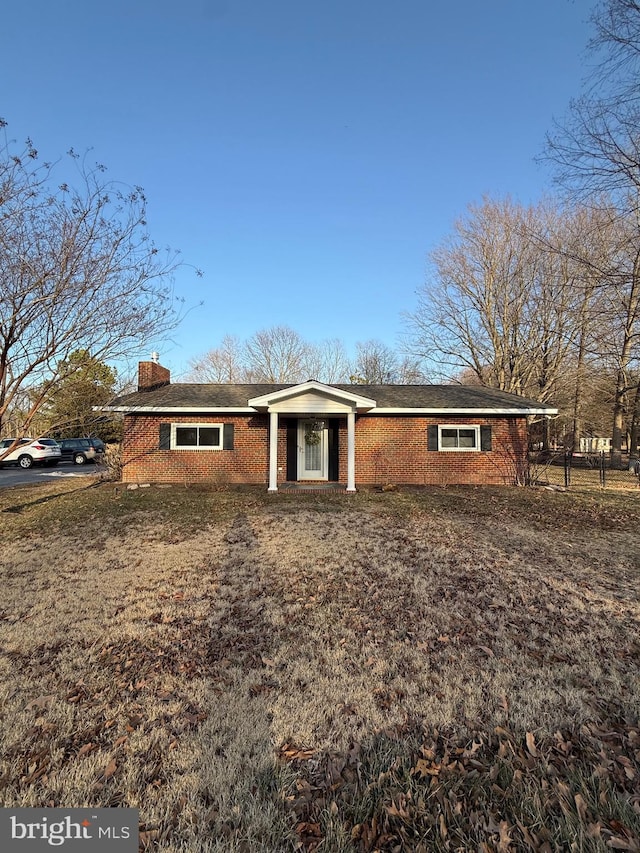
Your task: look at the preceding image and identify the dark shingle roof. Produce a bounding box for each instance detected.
[335,384,548,410]
[107,382,554,413]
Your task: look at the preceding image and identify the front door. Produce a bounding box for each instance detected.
[298,419,328,480]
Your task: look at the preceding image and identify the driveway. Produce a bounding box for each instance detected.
[0,461,106,488]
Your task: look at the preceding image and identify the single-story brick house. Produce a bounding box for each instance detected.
[105,360,557,491]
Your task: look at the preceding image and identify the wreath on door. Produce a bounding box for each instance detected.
[304,421,323,446]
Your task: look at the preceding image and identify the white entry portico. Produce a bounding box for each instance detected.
[248,381,376,493]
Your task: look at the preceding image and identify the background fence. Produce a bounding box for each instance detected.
[529,451,640,490]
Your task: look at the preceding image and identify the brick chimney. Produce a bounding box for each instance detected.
[138,359,170,392]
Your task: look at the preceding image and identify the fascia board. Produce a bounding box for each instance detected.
[101,404,558,416]
[371,407,558,415]
[101,406,257,414]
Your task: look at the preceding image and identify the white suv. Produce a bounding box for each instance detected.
[0,438,62,469]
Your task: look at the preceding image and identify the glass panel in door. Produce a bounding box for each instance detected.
[298,419,328,480]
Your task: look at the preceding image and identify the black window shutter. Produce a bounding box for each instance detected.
[427,424,439,451]
[159,423,171,450]
[223,423,234,450]
[480,425,492,451]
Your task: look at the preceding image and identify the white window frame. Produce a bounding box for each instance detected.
[170,423,224,450]
[438,424,481,452]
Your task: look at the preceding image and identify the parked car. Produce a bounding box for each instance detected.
[0,438,62,468]
[57,437,106,465]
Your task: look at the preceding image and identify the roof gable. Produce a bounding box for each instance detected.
[248,381,376,413]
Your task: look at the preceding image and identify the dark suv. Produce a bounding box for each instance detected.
[57,437,106,465]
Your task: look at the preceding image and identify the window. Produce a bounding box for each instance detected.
[171,423,223,450]
[439,425,480,450]
[159,423,234,451]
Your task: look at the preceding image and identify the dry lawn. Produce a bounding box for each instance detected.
[0,481,638,851]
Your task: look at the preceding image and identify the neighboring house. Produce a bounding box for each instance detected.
[579,436,612,453]
[104,360,557,491]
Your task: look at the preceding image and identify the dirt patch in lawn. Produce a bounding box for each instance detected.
[0,484,638,851]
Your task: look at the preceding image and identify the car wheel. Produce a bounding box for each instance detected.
[18,455,33,469]
[45,460,59,467]
[73,453,86,465]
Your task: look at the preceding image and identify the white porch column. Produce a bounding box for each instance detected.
[268,410,279,492]
[347,411,356,493]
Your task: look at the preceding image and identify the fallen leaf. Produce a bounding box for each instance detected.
[587,822,602,839]
[295,821,322,837]
[101,759,117,781]
[574,792,589,822]
[526,731,538,757]
[183,711,205,725]
[139,829,160,849]
[24,695,55,712]
[607,837,639,851]
[412,758,438,778]
[498,820,512,852]
[157,690,174,702]
[280,743,314,761]
[439,813,447,839]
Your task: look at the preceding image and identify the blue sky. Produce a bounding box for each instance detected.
[1,0,596,378]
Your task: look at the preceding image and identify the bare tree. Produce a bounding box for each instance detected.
[529,202,614,449]
[0,122,196,439]
[546,0,640,203]
[396,356,429,384]
[593,211,640,460]
[244,325,310,382]
[628,372,640,452]
[188,330,423,387]
[403,197,624,449]
[186,334,246,382]
[350,339,401,383]
[539,200,640,458]
[545,1,640,460]
[406,198,576,399]
[305,338,352,383]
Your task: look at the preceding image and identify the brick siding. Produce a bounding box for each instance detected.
[137,361,170,391]
[122,415,269,484]
[352,415,527,486]
[121,413,528,486]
